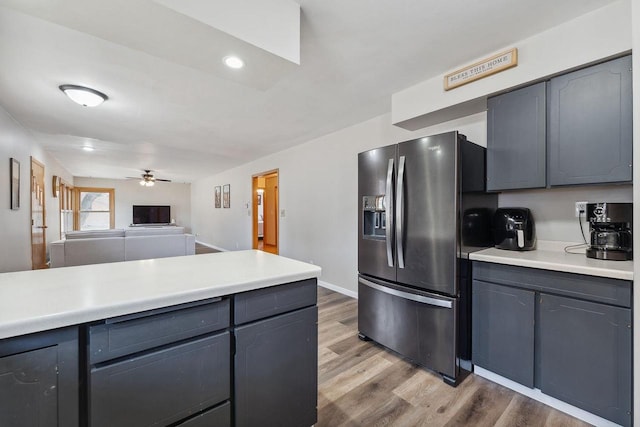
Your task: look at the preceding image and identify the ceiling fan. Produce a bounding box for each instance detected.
[126,170,172,187]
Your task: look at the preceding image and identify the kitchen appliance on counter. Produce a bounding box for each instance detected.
[586,202,633,261]
[357,131,497,386]
[493,207,536,251]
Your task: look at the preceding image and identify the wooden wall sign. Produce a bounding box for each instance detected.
[444,48,518,91]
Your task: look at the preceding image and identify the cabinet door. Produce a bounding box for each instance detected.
[235,306,317,427]
[472,280,535,387]
[487,82,546,191]
[548,55,632,186]
[0,328,79,427]
[539,294,631,426]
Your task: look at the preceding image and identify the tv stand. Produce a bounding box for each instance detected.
[129,223,174,227]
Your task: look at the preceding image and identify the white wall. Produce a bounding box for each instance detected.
[191,112,486,292]
[0,105,73,272]
[392,0,632,128]
[74,177,192,231]
[499,185,633,243]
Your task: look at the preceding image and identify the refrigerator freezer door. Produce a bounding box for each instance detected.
[358,145,397,282]
[358,276,458,379]
[397,133,459,296]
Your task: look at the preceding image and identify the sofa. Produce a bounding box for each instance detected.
[50,227,196,268]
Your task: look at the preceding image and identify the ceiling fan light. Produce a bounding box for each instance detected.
[59,84,108,107]
[140,180,146,186]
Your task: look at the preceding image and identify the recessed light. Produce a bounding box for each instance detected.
[59,84,108,107]
[82,146,94,152]
[223,55,244,69]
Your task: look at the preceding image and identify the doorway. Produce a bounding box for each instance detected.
[31,157,47,269]
[252,170,279,254]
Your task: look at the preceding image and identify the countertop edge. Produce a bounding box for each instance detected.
[469,252,633,281]
[0,268,320,340]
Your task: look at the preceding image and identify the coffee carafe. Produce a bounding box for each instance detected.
[585,202,632,261]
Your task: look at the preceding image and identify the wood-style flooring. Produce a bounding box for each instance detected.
[194,243,220,254]
[316,286,590,427]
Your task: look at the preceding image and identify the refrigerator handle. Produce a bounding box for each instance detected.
[396,155,406,269]
[385,158,394,267]
[358,277,453,309]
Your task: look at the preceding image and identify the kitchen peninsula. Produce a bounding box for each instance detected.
[0,250,321,427]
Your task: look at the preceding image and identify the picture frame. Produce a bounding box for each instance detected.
[223,184,230,208]
[10,158,19,210]
[214,186,221,208]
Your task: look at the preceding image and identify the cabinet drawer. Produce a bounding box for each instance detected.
[473,262,631,307]
[234,278,317,324]
[89,297,229,363]
[178,402,231,427]
[90,332,230,427]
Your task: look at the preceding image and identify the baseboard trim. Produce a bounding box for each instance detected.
[318,280,358,299]
[195,240,228,252]
[473,366,621,427]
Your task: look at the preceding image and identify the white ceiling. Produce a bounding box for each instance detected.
[0,0,614,183]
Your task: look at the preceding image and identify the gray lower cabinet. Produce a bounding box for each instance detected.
[88,297,231,427]
[472,280,535,387]
[487,82,546,191]
[0,328,79,427]
[472,262,632,426]
[234,280,318,427]
[548,55,632,186]
[538,293,632,426]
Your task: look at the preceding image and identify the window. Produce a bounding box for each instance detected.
[59,180,74,238]
[74,187,115,230]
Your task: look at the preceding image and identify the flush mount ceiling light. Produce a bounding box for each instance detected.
[222,55,244,69]
[82,146,94,152]
[59,84,108,107]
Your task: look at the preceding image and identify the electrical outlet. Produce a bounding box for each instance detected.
[575,201,588,217]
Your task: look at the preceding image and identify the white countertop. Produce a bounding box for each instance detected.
[0,250,321,340]
[469,241,633,281]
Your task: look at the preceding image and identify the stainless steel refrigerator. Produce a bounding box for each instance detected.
[357,131,496,385]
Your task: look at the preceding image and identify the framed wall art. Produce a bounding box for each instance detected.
[10,158,20,210]
[214,186,221,208]
[223,184,230,208]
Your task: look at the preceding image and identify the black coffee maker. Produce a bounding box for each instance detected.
[586,202,633,261]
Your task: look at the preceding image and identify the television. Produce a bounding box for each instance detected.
[132,205,171,225]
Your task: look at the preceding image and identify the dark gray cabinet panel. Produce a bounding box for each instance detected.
[90,297,230,363]
[472,280,535,387]
[234,279,316,325]
[90,332,230,427]
[0,328,79,427]
[235,306,318,427]
[487,82,546,190]
[549,55,632,185]
[178,402,231,427]
[538,294,631,426]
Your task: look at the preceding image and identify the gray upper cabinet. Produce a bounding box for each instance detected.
[487,82,546,191]
[548,55,632,186]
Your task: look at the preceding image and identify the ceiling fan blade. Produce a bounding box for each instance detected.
[125,177,142,180]
[155,179,172,182]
